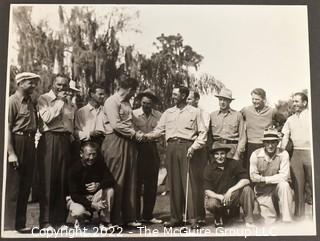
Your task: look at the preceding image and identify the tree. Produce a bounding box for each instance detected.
[126,33,203,110]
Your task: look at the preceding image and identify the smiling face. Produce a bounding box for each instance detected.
[91,88,106,105]
[218,97,231,111]
[187,91,199,107]
[52,76,69,95]
[213,150,227,164]
[292,94,307,113]
[251,93,265,110]
[18,78,38,95]
[80,145,98,166]
[263,140,279,156]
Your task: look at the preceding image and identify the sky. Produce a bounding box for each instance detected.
[8,4,310,111]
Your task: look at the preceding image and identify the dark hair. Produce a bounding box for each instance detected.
[89,84,105,97]
[251,88,266,99]
[80,141,98,152]
[177,86,190,100]
[294,92,308,105]
[53,73,70,82]
[118,76,139,90]
[193,91,200,100]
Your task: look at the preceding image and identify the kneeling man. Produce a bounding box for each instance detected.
[250,129,293,224]
[204,143,255,227]
[68,141,116,228]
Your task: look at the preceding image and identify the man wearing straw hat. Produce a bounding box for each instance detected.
[250,128,293,224]
[143,86,207,229]
[5,72,40,232]
[210,88,246,161]
[204,142,255,228]
[132,89,163,224]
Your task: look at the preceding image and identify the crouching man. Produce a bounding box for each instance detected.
[250,129,293,224]
[68,141,116,229]
[204,143,255,227]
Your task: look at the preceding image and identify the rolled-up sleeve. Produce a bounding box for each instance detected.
[104,97,135,138]
[281,120,290,149]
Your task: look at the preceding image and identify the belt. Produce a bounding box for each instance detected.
[13,131,35,137]
[214,139,238,144]
[167,137,193,143]
[45,131,71,136]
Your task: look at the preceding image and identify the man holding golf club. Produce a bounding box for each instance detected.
[143,86,207,229]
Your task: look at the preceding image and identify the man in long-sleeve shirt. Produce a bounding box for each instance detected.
[132,89,163,224]
[281,92,312,217]
[250,128,293,224]
[210,88,246,161]
[68,142,115,227]
[37,74,75,229]
[74,84,106,144]
[101,77,143,227]
[144,86,207,229]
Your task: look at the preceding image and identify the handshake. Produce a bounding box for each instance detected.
[135,131,154,142]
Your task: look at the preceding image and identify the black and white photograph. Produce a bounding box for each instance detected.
[0,3,317,238]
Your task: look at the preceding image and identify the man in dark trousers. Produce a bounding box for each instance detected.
[68,141,115,229]
[37,74,75,230]
[204,143,255,227]
[144,86,207,229]
[133,89,163,224]
[5,72,40,232]
[101,76,143,227]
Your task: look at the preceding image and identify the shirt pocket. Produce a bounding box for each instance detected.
[184,114,196,130]
[17,104,31,117]
[227,122,238,134]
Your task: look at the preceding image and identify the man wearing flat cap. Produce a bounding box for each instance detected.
[5,72,40,232]
[132,89,163,224]
[210,88,246,161]
[250,128,293,224]
[203,142,255,227]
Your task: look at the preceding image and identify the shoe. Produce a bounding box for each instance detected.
[41,225,55,232]
[197,220,206,226]
[58,225,69,231]
[126,221,143,227]
[141,218,163,224]
[163,221,184,228]
[245,222,256,228]
[191,223,201,229]
[161,191,168,196]
[214,217,224,228]
[16,227,32,233]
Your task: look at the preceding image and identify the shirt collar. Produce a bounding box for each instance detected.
[115,92,127,102]
[87,102,102,112]
[295,108,308,117]
[252,105,270,114]
[168,104,193,113]
[218,108,234,115]
[48,89,58,101]
[257,148,281,161]
[14,91,31,103]
[136,107,156,117]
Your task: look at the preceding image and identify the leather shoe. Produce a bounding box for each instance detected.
[191,223,201,229]
[163,221,184,228]
[16,227,32,233]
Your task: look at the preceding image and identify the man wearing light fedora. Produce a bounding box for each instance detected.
[210,88,246,161]
[6,72,40,232]
[250,128,293,224]
[132,89,163,224]
[203,142,255,228]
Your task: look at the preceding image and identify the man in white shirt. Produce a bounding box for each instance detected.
[250,128,293,224]
[281,92,312,217]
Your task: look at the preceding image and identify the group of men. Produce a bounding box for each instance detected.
[5,71,312,233]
